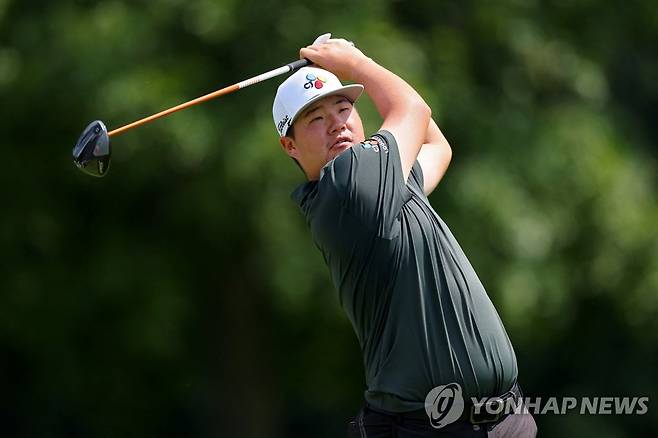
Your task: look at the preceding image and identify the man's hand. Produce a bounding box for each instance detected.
[300,39,370,82]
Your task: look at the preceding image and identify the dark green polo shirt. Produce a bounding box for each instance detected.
[292,130,518,413]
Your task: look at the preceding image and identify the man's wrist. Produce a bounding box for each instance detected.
[349,56,375,83]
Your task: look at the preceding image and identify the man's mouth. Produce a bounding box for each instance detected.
[331,136,352,150]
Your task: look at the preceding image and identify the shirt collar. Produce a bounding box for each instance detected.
[291,180,318,206]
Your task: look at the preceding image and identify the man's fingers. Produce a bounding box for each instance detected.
[326,38,356,47]
[300,46,320,62]
[301,39,354,58]
[300,47,318,56]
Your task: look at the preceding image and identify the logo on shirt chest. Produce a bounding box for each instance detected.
[361,136,388,153]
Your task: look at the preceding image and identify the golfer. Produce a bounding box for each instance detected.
[273,37,537,437]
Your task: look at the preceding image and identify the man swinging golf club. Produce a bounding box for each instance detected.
[273,37,537,437]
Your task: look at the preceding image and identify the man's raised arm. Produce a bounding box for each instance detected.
[300,39,431,180]
[417,118,452,195]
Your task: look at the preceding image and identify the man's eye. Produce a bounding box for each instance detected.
[339,107,351,112]
[311,116,323,122]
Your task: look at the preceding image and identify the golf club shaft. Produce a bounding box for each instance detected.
[107,59,310,137]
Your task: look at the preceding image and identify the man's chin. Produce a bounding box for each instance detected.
[329,142,353,158]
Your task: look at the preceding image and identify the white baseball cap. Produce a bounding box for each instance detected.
[273,66,364,137]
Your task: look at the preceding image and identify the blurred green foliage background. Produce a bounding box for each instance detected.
[1,0,656,436]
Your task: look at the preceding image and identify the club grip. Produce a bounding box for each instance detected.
[286,58,311,72]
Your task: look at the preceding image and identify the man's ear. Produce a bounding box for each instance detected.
[280,136,300,160]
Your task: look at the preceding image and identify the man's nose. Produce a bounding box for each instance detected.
[327,112,346,134]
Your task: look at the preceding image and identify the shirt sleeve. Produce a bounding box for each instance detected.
[407,160,425,199]
[321,130,412,237]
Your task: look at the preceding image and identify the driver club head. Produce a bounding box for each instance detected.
[72,120,111,177]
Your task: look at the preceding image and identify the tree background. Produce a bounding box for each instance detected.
[1,0,656,436]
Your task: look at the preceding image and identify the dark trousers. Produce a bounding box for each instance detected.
[347,405,537,438]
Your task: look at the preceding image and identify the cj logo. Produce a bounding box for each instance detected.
[303,73,326,89]
[361,136,388,153]
[424,383,465,429]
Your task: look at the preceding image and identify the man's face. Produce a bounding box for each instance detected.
[280,94,365,180]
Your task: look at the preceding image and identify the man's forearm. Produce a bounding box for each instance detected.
[351,58,431,178]
[350,58,429,123]
[417,118,452,195]
[425,118,444,145]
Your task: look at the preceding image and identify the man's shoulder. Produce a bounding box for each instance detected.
[354,130,396,156]
[320,130,397,183]
[291,180,318,208]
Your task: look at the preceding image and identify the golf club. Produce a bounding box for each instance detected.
[72,33,332,177]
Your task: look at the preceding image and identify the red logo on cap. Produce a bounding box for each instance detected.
[304,73,326,90]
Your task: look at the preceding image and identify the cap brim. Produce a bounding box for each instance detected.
[289,84,364,129]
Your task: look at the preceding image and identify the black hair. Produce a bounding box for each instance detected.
[284,125,303,173]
